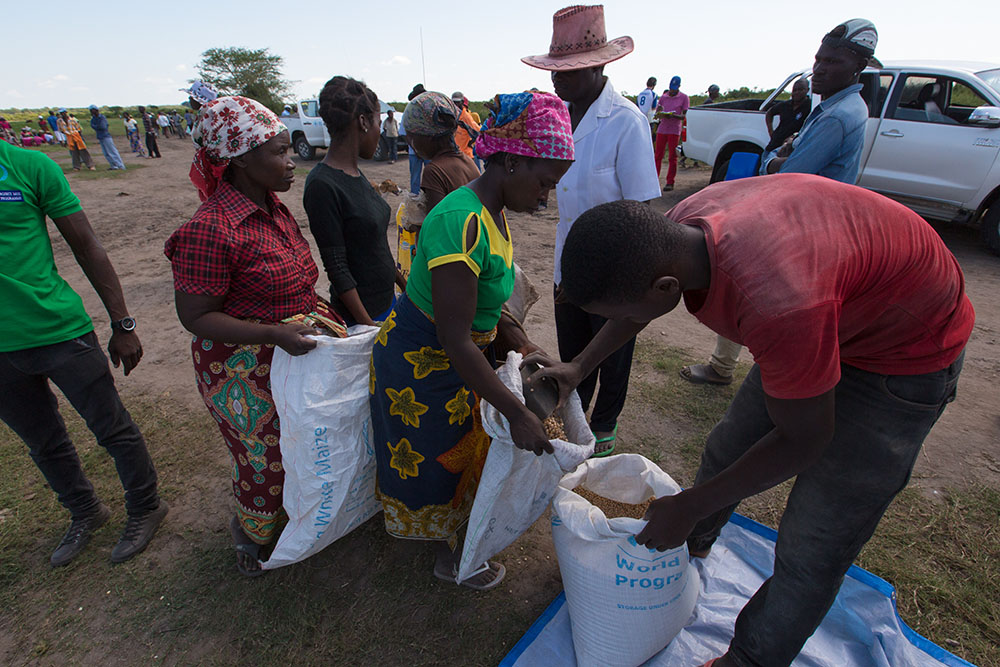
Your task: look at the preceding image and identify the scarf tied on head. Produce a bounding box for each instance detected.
[474,91,574,162]
[189,96,286,201]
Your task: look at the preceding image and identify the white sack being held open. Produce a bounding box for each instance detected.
[458,351,594,583]
[262,327,381,570]
[551,454,700,667]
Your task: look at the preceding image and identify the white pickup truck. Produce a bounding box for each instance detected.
[684,61,1000,254]
[282,99,402,162]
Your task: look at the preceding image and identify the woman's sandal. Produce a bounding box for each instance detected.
[590,424,618,458]
[433,560,506,591]
[230,515,266,578]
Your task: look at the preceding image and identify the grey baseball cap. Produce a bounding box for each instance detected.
[822,18,877,57]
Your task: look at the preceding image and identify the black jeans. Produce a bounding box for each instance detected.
[0,332,159,519]
[145,132,160,158]
[687,354,964,667]
[553,287,636,433]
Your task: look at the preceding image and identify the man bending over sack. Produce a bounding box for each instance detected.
[527,173,973,667]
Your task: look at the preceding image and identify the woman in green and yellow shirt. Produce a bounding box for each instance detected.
[370,91,574,590]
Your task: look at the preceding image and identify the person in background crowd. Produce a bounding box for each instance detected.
[636,76,659,137]
[532,173,972,667]
[89,105,127,170]
[138,106,161,158]
[184,109,194,134]
[705,84,721,104]
[403,83,429,195]
[170,110,184,139]
[0,139,167,568]
[57,109,96,171]
[451,91,481,168]
[684,20,876,388]
[165,97,347,577]
[179,81,219,112]
[123,113,146,157]
[281,105,292,117]
[381,109,399,165]
[764,78,812,153]
[466,100,484,171]
[48,110,66,145]
[305,76,406,326]
[156,111,171,138]
[654,76,689,191]
[403,91,479,214]
[37,115,50,133]
[21,124,45,147]
[761,19,875,180]
[1,119,20,146]
[370,90,573,590]
[522,4,660,456]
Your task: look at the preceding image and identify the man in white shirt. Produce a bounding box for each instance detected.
[636,76,659,138]
[523,5,661,455]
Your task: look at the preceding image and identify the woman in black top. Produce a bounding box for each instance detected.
[304,76,405,326]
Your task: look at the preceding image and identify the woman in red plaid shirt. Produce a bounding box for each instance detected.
[165,97,346,577]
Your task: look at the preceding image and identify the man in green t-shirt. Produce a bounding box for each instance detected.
[0,141,167,567]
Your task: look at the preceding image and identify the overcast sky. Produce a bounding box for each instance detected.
[5,0,999,109]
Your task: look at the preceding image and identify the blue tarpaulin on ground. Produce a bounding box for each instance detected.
[502,514,976,667]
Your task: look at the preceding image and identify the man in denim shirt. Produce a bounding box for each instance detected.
[683,19,879,389]
[761,19,878,184]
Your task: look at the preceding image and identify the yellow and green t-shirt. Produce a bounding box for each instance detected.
[0,141,92,352]
[406,187,514,332]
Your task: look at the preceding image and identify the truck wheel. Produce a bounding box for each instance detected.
[294,135,316,161]
[373,137,387,162]
[710,159,730,184]
[981,205,1000,256]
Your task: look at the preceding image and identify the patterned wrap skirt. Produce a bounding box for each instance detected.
[192,301,346,545]
[370,294,496,543]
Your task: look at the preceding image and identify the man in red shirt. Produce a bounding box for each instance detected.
[527,173,973,667]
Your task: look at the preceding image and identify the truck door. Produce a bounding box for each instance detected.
[300,100,330,147]
[859,74,1000,207]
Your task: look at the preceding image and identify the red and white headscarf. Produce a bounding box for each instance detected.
[189,96,286,201]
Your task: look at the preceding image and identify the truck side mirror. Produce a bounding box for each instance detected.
[968,106,1000,128]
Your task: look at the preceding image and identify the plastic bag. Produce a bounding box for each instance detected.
[551,454,700,666]
[458,351,594,583]
[261,326,382,569]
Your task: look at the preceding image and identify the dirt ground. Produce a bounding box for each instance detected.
[11,134,998,664]
[60,138,999,491]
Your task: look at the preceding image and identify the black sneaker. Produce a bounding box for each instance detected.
[50,504,112,567]
[110,500,169,564]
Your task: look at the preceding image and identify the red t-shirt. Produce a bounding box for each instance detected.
[671,174,975,399]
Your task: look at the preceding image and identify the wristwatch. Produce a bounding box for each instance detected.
[111,316,137,332]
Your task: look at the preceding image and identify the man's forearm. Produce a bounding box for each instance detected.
[74,237,130,321]
[679,427,827,520]
[574,318,646,377]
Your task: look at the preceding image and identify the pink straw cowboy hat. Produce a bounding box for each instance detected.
[522,5,634,71]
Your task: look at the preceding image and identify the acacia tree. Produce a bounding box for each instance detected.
[195,47,293,112]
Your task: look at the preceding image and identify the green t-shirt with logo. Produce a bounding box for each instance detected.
[0,141,92,352]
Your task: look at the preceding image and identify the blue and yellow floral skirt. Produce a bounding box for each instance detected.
[370,294,496,542]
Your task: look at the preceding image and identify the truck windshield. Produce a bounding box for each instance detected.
[977,68,1000,97]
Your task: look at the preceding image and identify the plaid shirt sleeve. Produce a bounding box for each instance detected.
[164,209,232,297]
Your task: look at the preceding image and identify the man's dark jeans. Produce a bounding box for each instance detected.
[0,332,159,519]
[687,355,963,667]
[553,286,637,433]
